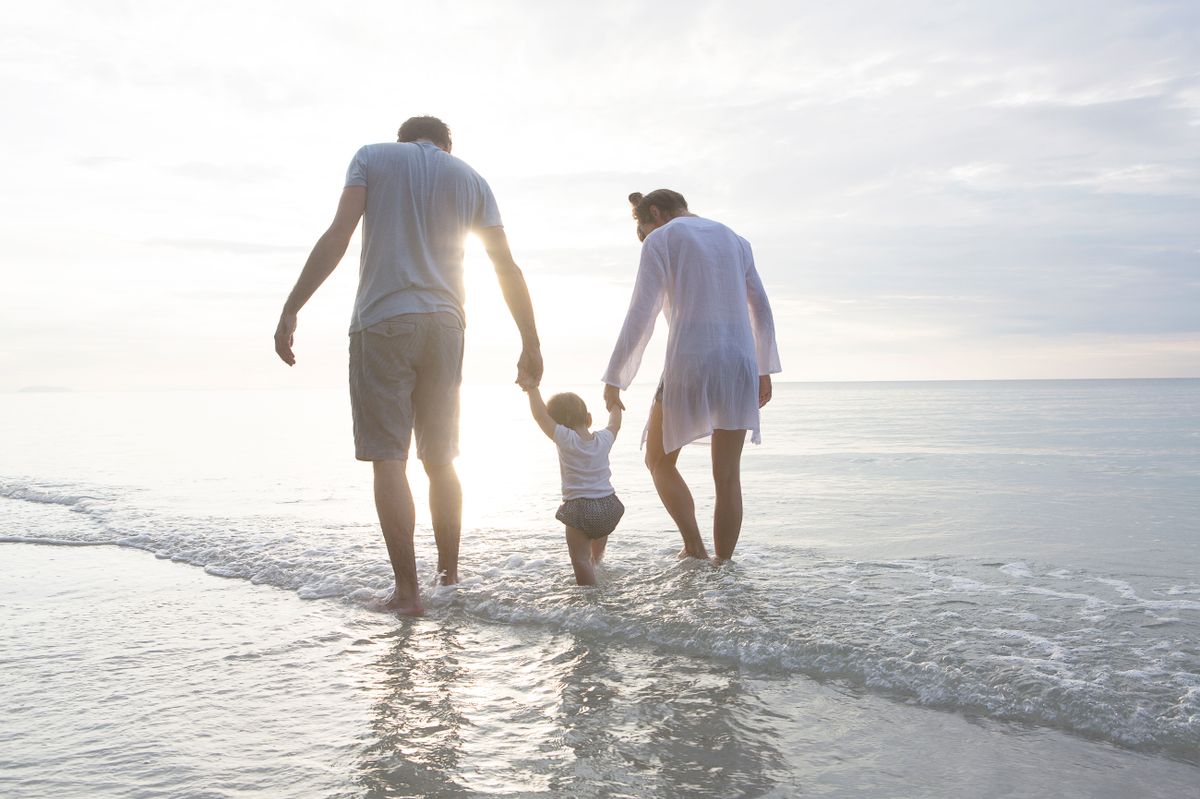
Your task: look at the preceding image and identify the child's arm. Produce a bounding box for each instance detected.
[525,386,558,439]
[605,404,622,436]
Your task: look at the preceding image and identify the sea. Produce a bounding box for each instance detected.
[1,379,1198,798]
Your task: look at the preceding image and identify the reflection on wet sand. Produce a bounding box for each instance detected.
[552,645,791,797]
[357,624,469,798]
[357,618,790,797]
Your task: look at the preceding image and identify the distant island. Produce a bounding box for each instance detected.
[16,386,73,393]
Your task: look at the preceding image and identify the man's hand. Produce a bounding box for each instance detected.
[758,374,773,408]
[603,384,625,411]
[516,346,543,389]
[274,311,298,366]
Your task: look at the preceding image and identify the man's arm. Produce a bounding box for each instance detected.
[274,186,366,366]
[525,386,557,439]
[477,225,542,388]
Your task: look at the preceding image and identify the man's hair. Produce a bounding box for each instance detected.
[546,392,589,428]
[629,189,688,223]
[397,116,452,149]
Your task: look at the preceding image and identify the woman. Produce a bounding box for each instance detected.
[602,189,781,562]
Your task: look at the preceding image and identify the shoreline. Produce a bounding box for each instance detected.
[3,541,1198,798]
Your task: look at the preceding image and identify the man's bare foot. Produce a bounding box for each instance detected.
[710,555,732,567]
[433,570,459,587]
[383,590,424,617]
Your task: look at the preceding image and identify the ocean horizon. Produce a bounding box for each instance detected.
[10,375,1200,392]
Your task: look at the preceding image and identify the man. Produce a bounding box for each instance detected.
[274,116,542,616]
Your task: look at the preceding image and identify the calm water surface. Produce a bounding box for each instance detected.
[1,380,1198,797]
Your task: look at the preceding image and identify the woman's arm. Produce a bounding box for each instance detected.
[601,242,667,390]
[743,240,782,377]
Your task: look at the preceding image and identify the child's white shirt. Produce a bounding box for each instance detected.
[553,426,616,500]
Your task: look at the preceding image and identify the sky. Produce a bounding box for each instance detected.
[1,0,1198,391]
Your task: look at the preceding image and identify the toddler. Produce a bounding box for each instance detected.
[525,386,624,585]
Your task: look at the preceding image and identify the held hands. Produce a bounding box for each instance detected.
[516,346,543,390]
[274,311,298,366]
[603,384,625,411]
[759,375,773,408]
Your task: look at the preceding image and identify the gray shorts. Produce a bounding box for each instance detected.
[349,312,463,463]
[556,493,624,539]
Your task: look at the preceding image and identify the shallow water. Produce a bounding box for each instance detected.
[2,380,1198,796]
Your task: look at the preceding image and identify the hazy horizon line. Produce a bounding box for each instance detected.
[8,376,1200,394]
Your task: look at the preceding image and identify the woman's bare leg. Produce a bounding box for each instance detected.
[711,428,747,562]
[565,526,597,585]
[646,401,708,559]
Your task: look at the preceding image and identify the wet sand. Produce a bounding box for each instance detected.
[3,542,1198,798]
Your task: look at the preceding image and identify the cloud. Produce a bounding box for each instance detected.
[164,162,290,183]
[143,238,309,256]
[2,0,1198,389]
[72,155,130,168]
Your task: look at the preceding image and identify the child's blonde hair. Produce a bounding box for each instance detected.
[546,392,588,428]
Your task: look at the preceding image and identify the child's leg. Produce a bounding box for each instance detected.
[565,526,597,585]
[590,535,608,564]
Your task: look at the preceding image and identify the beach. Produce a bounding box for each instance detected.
[2,381,1198,797]
[4,542,1198,798]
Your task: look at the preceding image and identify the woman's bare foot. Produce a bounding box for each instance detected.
[433,570,459,587]
[678,545,709,560]
[382,590,424,617]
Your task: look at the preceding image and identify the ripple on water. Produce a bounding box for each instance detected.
[2,478,1199,763]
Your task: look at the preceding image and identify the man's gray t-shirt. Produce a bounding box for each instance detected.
[344,141,502,333]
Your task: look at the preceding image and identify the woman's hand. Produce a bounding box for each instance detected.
[758,375,773,408]
[603,384,625,411]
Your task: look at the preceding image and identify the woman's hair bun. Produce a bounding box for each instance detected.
[628,192,644,206]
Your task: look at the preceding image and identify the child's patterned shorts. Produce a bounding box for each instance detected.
[555,493,624,539]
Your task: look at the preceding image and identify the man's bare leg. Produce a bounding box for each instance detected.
[711,429,747,563]
[565,526,597,585]
[646,401,708,559]
[372,460,423,616]
[424,461,461,586]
